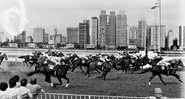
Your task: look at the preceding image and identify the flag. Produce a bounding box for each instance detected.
[151,5,159,9]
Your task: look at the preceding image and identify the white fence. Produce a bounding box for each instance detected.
[36,93,185,99]
[36,93,150,99]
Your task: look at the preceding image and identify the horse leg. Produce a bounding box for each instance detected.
[103,69,110,80]
[71,65,76,72]
[79,65,85,73]
[95,68,101,73]
[122,65,125,72]
[158,74,167,85]
[85,67,91,78]
[148,74,156,85]
[45,75,54,87]
[62,75,70,88]
[54,77,62,86]
[172,74,183,83]
[131,65,136,73]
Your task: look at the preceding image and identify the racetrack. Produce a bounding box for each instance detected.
[0,48,185,98]
[0,61,184,98]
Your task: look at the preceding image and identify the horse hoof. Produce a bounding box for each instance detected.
[65,83,69,88]
[148,82,151,85]
[50,83,54,87]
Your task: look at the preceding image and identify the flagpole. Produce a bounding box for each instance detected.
[159,0,161,53]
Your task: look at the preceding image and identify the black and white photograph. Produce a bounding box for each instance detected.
[0,0,184,99]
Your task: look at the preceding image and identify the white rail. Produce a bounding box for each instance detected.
[36,93,150,99]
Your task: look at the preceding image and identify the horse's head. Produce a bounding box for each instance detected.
[3,53,8,60]
[176,59,185,71]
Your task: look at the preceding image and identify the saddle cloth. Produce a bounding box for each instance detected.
[97,61,103,65]
[49,65,55,69]
[157,60,170,66]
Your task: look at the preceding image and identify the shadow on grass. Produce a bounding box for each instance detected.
[152,82,180,85]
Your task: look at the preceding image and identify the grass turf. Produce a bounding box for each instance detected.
[0,61,183,98]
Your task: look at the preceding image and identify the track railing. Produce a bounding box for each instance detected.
[36,93,150,99]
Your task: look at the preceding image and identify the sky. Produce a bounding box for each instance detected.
[0,0,184,40]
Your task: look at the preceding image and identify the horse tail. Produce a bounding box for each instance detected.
[18,56,26,58]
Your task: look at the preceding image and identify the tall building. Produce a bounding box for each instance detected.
[22,31,26,43]
[61,36,67,44]
[33,28,45,43]
[43,33,49,43]
[149,25,166,50]
[167,30,174,49]
[129,26,137,46]
[79,20,90,48]
[0,32,4,42]
[137,20,147,48]
[107,11,116,49]
[179,25,185,49]
[15,31,26,43]
[27,36,33,42]
[91,17,98,46]
[49,35,54,44]
[67,27,79,43]
[116,11,127,48]
[56,34,62,44]
[98,10,107,48]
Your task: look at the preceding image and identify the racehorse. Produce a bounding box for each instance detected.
[140,58,184,85]
[71,56,89,73]
[26,58,71,87]
[0,53,8,65]
[131,56,163,73]
[18,55,39,68]
[85,55,119,80]
[84,60,104,78]
[70,54,99,73]
[96,60,115,80]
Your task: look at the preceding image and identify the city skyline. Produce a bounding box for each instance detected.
[0,0,184,39]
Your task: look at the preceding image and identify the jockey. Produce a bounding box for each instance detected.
[157,58,172,75]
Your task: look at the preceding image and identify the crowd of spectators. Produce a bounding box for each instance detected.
[0,75,45,99]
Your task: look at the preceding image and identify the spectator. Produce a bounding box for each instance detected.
[17,78,33,99]
[6,78,20,99]
[12,75,21,88]
[27,78,45,99]
[149,88,167,99]
[0,82,8,99]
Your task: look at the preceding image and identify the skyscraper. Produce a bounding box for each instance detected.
[179,25,185,49]
[149,25,166,50]
[61,36,67,44]
[116,11,127,48]
[22,31,26,43]
[43,33,49,43]
[67,27,79,44]
[15,31,26,44]
[98,10,107,48]
[91,17,98,47]
[129,26,137,46]
[137,20,147,48]
[33,27,45,43]
[107,11,116,49]
[167,30,173,49]
[79,20,90,48]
